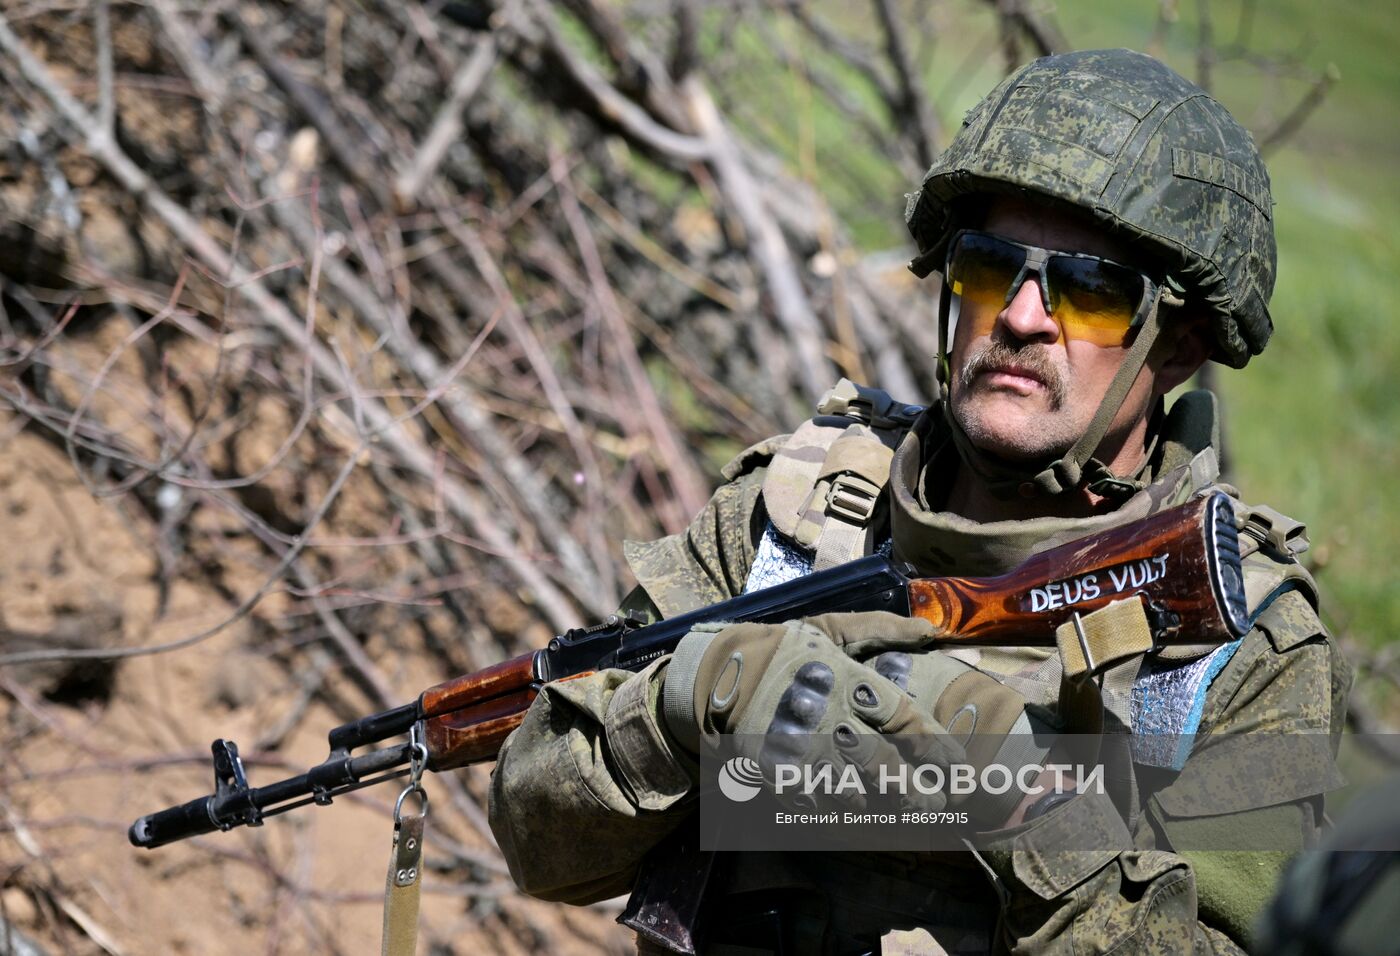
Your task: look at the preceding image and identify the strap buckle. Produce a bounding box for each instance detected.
[1056,597,1156,681]
[1242,505,1310,556]
[826,472,881,526]
[816,378,923,430]
[1070,611,1097,678]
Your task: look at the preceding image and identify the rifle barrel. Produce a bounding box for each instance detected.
[129,743,414,849]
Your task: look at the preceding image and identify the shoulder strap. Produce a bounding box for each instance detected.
[762,379,923,571]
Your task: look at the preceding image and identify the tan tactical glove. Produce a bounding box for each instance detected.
[891,650,1055,828]
[661,612,963,810]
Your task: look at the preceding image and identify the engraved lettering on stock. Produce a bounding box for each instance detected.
[1025,553,1170,613]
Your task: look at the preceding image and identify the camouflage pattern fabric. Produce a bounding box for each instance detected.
[490,658,697,905]
[621,468,767,620]
[488,392,1346,954]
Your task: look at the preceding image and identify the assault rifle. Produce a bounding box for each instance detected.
[129,491,1249,849]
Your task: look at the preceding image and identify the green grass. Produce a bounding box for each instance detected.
[1223,143,1400,646]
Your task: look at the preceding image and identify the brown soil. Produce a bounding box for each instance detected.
[0,418,629,955]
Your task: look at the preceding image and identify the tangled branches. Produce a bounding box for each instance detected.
[0,1,949,950]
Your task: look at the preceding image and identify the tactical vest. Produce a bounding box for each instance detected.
[719,380,1334,772]
[626,380,1343,955]
[756,379,926,572]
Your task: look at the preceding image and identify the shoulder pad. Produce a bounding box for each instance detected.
[762,379,922,547]
[720,434,788,482]
[1252,585,1328,654]
[1241,543,1318,609]
[1239,525,1324,655]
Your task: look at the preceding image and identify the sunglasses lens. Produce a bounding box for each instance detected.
[947,231,1151,346]
[1046,257,1146,346]
[948,233,1026,310]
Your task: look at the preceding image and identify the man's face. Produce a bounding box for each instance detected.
[945,199,1166,464]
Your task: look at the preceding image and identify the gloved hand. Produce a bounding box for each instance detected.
[834,628,1063,828]
[891,650,1055,828]
[661,612,963,811]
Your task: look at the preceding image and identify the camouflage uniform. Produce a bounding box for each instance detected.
[489,49,1349,954]
[490,392,1349,954]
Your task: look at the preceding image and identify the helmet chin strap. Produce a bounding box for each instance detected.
[941,290,1171,504]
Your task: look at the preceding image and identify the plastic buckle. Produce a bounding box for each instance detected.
[826,473,881,526]
[1242,506,1309,556]
[1086,475,1142,501]
[816,379,861,418]
[816,379,923,430]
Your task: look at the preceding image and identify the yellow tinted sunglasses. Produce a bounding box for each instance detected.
[944,230,1172,347]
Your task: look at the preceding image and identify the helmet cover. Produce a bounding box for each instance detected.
[906,49,1275,367]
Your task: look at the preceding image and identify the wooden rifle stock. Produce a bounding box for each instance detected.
[129,492,1247,847]
[418,491,1248,772]
[908,489,1247,644]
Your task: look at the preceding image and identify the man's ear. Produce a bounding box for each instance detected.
[1152,315,1213,397]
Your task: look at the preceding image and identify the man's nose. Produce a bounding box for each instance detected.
[997,277,1060,342]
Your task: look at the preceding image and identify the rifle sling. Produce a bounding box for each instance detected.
[382,810,425,956]
[1056,597,1156,681]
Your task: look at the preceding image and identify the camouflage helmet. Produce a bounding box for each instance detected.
[905,48,1275,368]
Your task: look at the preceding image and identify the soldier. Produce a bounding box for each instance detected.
[489,49,1349,954]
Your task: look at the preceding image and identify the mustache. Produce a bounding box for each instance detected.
[960,341,1067,406]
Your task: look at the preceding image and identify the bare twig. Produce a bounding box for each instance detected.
[93,0,114,135]
[265,192,613,614]
[555,162,711,525]
[234,11,391,208]
[1196,0,1216,92]
[670,0,699,82]
[394,36,497,208]
[873,0,942,167]
[682,76,834,402]
[520,1,709,162]
[785,3,897,108]
[1259,63,1340,156]
[0,11,583,632]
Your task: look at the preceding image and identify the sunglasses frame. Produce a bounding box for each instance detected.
[942,228,1175,342]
